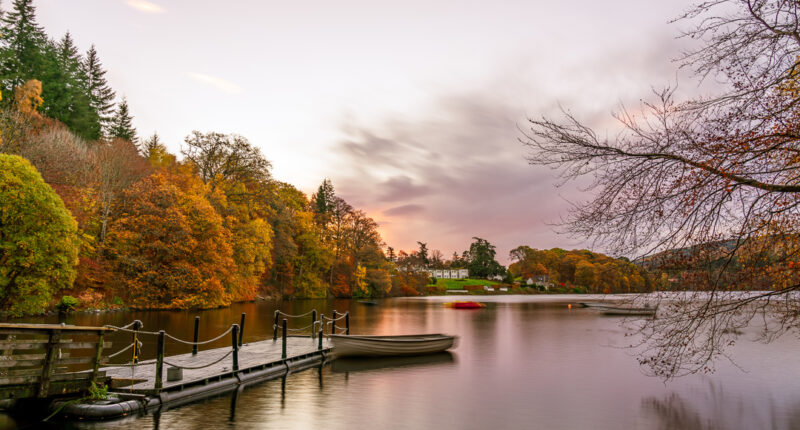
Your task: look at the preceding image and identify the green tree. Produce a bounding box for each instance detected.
[0,154,79,316]
[467,237,504,278]
[108,97,137,142]
[417,241,429,266]
[83,45,115,135]
[49,32,98,138]
[0,0,47,92]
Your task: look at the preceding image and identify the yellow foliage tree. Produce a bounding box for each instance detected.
[14,79,44,117]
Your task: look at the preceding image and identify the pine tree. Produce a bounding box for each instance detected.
[139,131,165,158]
[33,33,98,139]
[0,0,48,92]
[108,97,137,142]
[84,45,116,136]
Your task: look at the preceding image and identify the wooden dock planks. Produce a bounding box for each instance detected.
[102,337,331,393]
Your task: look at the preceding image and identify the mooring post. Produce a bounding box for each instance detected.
[132,320,141,364]
[192,316,200,355]
[345,312,350,335]
[155,330,165,392]
[273,311,279,341]
[231,324,239,372]
[239,313,246,347]
[331,311,337,335]
[318,326,323,350]
[311,310,317,339]
[282,318,287,359]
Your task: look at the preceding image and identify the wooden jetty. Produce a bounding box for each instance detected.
[0,309,350,421]
[0,323,113,399]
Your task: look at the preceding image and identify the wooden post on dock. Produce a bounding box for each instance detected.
[282,319,287,359]
[132,320,141,364]
[38,329,61,397]
[345,312,350,335]
[331,311,337,335]
[318,326,323,350]
[192,316,200,355]
[155,330,165,392]
[92,331,105,383]
[231,324,239,372]
[273,311,279,341]
[239,313,246,347]
[311,310,317,339]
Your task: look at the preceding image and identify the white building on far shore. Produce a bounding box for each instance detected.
[427,268,469,279]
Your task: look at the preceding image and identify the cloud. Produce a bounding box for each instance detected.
[383,204,425,216]
[126,0,165,13]
[327,35,706,263]
[188,73,242,95]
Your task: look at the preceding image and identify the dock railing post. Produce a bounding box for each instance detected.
[282,319,287,360]
[311,310,317,339]
[331,311,337,335]
[345,312,350,335]
[231,324,239,373]
[239,313,246,347]
[155,330,165,392]
[132,320,141,364]
[192,316,200,355]
[273,311,279,341]
[318,326,323,350]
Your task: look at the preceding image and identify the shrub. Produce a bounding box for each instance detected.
[0,154,79,316]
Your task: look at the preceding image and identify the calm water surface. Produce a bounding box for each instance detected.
[2,295,800,429]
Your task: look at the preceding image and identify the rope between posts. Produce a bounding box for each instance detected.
[107,340,140,359]
[276,309,316,318]
[165,325,234,345]
[321,313,347,322]
[285,325,313,332]
[164,350,233,370]
[104,324,162,336]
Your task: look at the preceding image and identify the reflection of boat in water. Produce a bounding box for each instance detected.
[579,302,657,316]
[445,301,485,309]
[331,352,455,373]
[357,300,379,306]
[331,334,457,357]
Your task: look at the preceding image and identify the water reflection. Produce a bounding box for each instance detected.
[2,296,800,430]
[331,352,455,373]
[643,380,800,430]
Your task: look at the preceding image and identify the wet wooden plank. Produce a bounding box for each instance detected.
[59,341,112,349]
[0,323,115,332]
[0,359,45,368]
[56,356,94,365]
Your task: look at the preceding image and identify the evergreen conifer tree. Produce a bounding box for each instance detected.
[84,45,116,135]
[0,0,48,91]
[108,97,137,142]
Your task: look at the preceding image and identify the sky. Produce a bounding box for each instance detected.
[34,0,701,263]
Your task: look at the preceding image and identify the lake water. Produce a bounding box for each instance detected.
[2,295,800,429]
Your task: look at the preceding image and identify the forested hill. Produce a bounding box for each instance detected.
[508,246,653,293]
[0,0,407,316]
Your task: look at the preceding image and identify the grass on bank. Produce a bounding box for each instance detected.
[429,278,502,290]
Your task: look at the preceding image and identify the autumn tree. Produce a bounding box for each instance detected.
[181,131,271,189]
[0,154,79,316]
[106,171,237,309]
[521,0,800,378]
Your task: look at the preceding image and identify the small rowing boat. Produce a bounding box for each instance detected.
[580,302,657,316]
[330,334,457,358]
[444,301,485,309]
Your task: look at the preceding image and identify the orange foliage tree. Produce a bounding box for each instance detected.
[106,171,236,309]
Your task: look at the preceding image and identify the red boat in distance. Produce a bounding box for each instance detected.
[445,301,485,309]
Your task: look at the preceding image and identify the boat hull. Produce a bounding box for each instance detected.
[331,334,457,358]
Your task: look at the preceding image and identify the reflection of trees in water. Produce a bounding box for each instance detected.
[643,381,800,430]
